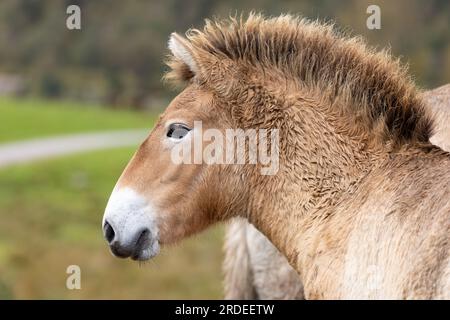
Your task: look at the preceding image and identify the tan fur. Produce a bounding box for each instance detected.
[115,14,450,299]
[165,13,434,147]
[224,84,450,299]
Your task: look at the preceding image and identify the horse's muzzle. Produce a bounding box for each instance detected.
[102,187,160,261]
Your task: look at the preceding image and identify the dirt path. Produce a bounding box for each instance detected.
[0,129,148,168]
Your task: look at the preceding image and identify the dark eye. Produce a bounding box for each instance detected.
[167,123,191,139]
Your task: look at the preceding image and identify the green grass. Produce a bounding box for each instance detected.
[0,97,154,142]
[0,148,224,299]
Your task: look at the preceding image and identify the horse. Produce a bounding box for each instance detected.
[223,84,450,299]
[102,14,450,299]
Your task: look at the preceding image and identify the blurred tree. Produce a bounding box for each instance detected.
[0,0,448,109]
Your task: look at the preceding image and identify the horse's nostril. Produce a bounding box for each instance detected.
[103,220,115,244]
[136,228,150,246]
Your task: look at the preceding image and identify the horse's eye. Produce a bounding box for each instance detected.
[167,123,191,139]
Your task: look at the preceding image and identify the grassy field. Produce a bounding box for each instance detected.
[0,98,224,299]
[0,147,224,299]
[0,97,153,142]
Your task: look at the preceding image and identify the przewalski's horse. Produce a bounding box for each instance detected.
[223,84,450,299]
[102,14,450,299]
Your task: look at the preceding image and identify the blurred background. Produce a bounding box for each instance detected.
[0,0,449,299]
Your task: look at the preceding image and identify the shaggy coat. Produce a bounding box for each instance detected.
[165,16,450,299]
[107,14,450,299]
[224,84,450,299]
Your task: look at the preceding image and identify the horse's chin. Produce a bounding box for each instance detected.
[131,238,160,261]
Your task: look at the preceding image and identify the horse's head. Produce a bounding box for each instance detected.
[102,32,278,261]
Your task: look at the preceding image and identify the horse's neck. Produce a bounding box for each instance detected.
[246,118,445,296]
[245,101,382,277]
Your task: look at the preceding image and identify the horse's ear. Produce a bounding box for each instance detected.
[168,33,199,75]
